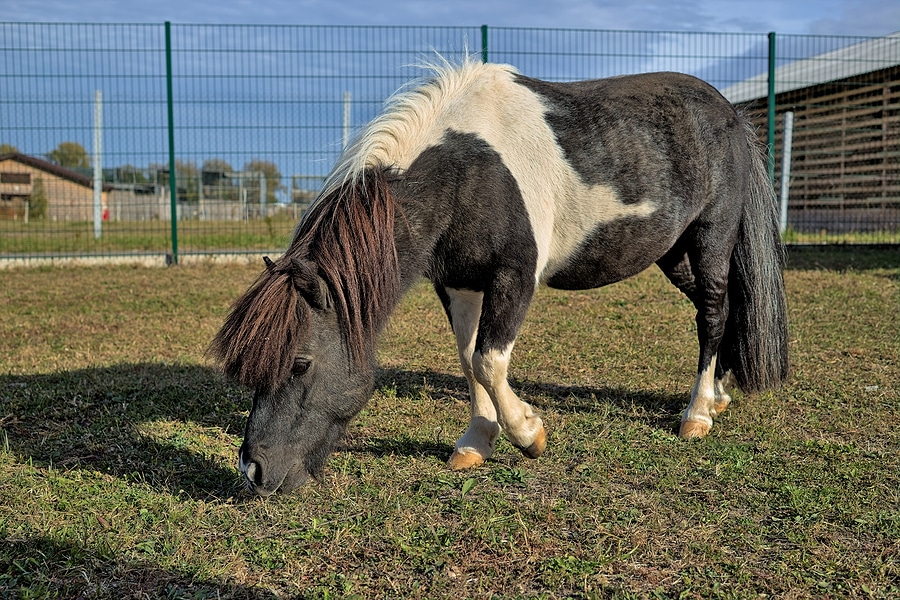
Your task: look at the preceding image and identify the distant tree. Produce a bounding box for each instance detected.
[243,159,284,204]
[29,176,47,219]
[175,160,200,204]
[46,141,90,169]
[116,164,150,185]
[202,158,234,175]
[173,159,198,179]
[0,143,19,154]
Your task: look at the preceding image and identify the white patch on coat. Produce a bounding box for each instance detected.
[316,57,655,284]
[682,355,718,428]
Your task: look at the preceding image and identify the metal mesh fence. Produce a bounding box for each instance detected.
[1,24,897,265]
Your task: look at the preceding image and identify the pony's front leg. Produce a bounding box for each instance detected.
[450,378,502,470]
[443,286,546,469]
[469,272,546,461]
[472,345,546,459]
[444,289,502,470]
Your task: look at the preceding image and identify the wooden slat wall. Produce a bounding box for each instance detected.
[739,65,899,232]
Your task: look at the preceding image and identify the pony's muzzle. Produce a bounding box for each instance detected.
[238,445,309,496]
[238,446,275,497]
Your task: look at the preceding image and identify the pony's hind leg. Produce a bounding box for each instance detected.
[442,288,502,470]
[682,356,733,438]
[657,247,733,438]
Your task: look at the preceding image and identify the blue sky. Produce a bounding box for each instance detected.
[3,0,898,201]
[3,0,899,36]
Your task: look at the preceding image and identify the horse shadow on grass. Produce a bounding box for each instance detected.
[1,535,276,599]
[786,245,899,274]
[354,366,687,460]
[0,363,250,500]
[0,362,686,496]
[377,366,686,415]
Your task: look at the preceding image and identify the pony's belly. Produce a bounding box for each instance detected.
[542,219,677,290]
[544,255,655,290]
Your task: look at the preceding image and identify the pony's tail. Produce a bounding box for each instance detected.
[719,124,789,393]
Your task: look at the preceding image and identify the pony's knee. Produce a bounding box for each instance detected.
[471,347,507,388]
[471,347,545,454]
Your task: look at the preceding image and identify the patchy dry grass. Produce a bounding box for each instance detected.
[0,246,897,598]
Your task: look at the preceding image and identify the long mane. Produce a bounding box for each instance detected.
[315,55,511,201]
[292,167,402,368]
[211,56,495,389]
[208,259,307,390]
[209,168,400,389]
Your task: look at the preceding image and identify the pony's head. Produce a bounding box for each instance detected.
[209,56,476,495]
[209,170,400,496]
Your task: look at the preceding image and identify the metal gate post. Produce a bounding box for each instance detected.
[767,31,777,191]
[165,21,179,265]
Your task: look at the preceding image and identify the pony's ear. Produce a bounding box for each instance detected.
[290,257,331,310]
[263,255,276,273]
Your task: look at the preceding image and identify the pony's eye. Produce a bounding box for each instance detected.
[292,358,311,376]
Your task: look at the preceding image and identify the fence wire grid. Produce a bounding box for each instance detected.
[1,24,898,265]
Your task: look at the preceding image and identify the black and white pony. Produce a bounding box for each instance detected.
[211,58,789,496]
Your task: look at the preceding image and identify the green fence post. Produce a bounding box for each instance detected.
[481,25,488,63]
[165,21,179,265]
[767,31,776,190]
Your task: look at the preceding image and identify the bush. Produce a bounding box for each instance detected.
[28,176,47,219]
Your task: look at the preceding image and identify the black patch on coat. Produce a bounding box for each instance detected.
[514,72,748,290]
[545,213,683,290]
[391,129,538,350]
[514,71,743,209]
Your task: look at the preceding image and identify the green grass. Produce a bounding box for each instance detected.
[781,227,900,245]
[0,215,299,255]
[0,247,897,598]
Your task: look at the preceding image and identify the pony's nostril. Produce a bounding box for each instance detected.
[245,461,262,486]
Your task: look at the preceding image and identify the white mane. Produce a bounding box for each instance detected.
[316,56,519,200]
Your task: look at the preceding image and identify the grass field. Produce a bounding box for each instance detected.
[0,247,897,599]
[0,215,298,255]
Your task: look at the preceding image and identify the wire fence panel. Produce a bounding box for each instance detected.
[1,23,173,262]
[1,24,897,265]
[165,24,480,261]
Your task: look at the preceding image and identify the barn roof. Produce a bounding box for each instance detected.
[722,32,900,104]
[0,152,113,192]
